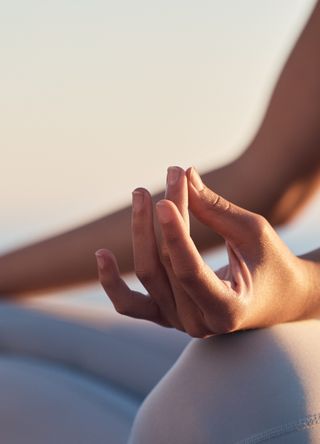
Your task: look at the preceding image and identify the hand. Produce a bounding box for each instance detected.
[95,167,309,338]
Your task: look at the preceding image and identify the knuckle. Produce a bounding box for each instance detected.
[214,319,235,335]
[249,213,271,237]
[176,265,203,284]
[114,301,131,316]
[160,244,169,258]
[187,329,205,339]
[115,305,128,316]
[200,189,231,214]
[160,256,172,271]
[132,223,145,238]
[212,303,244,334]
[184,321,207,339]
[165,232,180,248]
[160,246,172,265]
[175,268,194,284]
[100,273,118,290]
[133,223,154,242]
[135,268,156,286]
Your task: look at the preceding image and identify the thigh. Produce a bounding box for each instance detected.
[0,302,190,444]
[0,302,189,399]
[129,320,320,444]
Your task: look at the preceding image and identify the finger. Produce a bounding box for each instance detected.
[95,249,170,326]
[163,168,206,335]
[165,166,189,230]
[156,200,239,319]
[131,188,183,329]
[161,166,189,259]
[187,167,263,249]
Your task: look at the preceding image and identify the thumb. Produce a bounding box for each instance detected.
[187,167,263,247]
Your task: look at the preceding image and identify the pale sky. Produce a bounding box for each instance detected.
[0,0,318,253]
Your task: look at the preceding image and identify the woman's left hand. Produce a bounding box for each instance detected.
[95,166,311,338]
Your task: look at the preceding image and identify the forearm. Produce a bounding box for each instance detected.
[220,0,320,221]
[0,185,220,295]
[0,205,135,295]
[195,0,320,247]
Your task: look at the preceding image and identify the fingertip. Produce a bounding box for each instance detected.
[167,165,185,174]
[132,187,149,195]
[95,248,108,256]
[186,167,196,194]
[186,166,193,178]
[95,248,107,266]
[95,254,105,271]
[132,187,153,204]
[156,199,176,224]
[132,187,153,209]
[95,249,119,272]
[156,198,176,208]
[166,166,185,189]
[187,167,204,192]
[95,248,112,260]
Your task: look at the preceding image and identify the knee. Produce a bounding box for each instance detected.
[129,321,320,444]
[128,338,204,444]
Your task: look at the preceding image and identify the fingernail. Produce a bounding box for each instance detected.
[132,190,144,212]
[156,201,172,223]
[167,167,181,186]
[189,167,204,192]
[95,252,105,269]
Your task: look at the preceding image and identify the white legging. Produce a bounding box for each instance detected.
[129,319,320,444]
[1,304,320,443]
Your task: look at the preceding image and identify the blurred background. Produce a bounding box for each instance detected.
[1,0,319,306]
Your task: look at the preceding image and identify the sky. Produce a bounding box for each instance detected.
[0,0,318,256]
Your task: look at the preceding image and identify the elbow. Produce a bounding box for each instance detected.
[265,172,320,227]
[266,205,300,228]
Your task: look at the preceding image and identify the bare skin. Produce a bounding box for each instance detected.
[0,1,320,296]
[96,167,320,338]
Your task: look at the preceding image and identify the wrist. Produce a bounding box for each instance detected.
[295,254,320,319]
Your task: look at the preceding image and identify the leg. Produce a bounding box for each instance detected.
[0,301,189,399]
[0,302,190,444]
[129,320,320,443]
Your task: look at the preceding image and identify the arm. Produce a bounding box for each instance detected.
[200,0,320,228]
[1,1,320,296]
[193,0,320,248]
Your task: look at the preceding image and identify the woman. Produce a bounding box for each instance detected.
[1,1,320,442]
